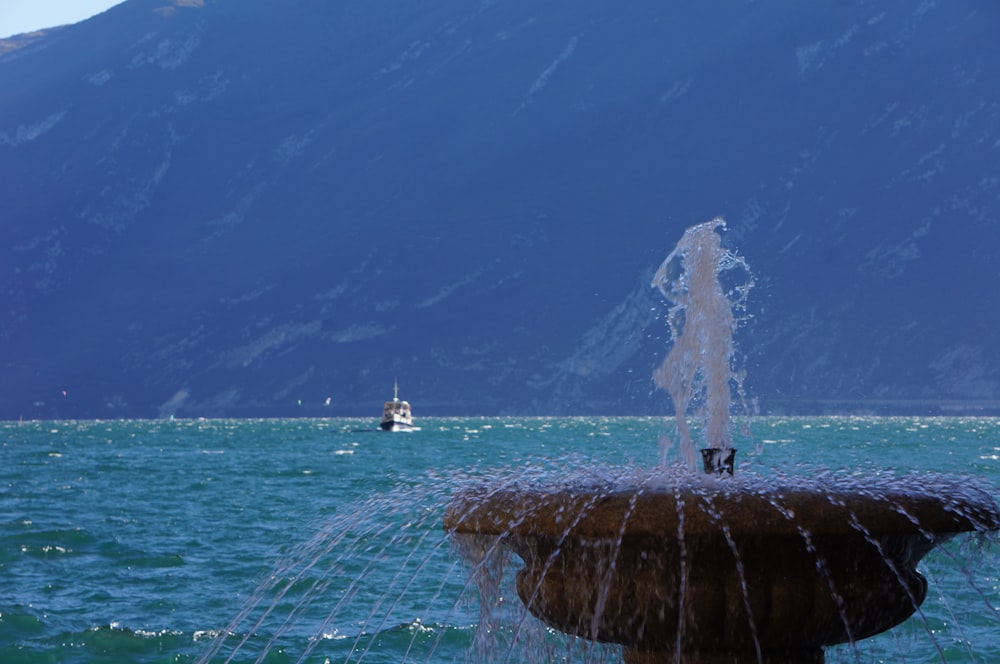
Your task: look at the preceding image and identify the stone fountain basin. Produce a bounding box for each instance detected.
[445,475,999,661]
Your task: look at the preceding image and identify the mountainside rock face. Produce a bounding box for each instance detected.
[2,0,999,419]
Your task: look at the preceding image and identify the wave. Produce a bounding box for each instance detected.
[0,622,190,664]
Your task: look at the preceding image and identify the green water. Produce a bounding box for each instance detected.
[1,416,998,662]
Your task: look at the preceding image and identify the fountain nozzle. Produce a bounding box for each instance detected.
[701,447,736,476]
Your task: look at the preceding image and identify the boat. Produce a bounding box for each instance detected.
[380,380,417,431]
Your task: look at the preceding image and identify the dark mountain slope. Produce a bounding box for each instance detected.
[2,0,999,419]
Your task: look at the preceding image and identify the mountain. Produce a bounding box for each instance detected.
[2,0,999,420]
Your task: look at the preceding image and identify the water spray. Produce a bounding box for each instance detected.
[651,217,752,474]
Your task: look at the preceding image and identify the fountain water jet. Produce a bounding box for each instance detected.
[651,218,751,472]
[444,219,1000,663]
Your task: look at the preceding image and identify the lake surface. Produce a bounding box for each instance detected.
[2,416,998,662]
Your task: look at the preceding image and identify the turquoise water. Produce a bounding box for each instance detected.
[2,416,998,663]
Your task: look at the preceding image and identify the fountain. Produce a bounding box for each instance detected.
[444,219,1000,663]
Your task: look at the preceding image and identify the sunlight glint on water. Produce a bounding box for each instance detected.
[0,416,998,662]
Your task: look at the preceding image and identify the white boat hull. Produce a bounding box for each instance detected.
[380,421,419,432]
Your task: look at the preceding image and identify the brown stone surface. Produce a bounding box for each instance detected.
[445,478,1000,660]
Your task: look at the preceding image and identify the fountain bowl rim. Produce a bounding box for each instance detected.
[444,477,1000,539]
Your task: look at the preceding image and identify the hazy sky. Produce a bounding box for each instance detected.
[0,0,123,39]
